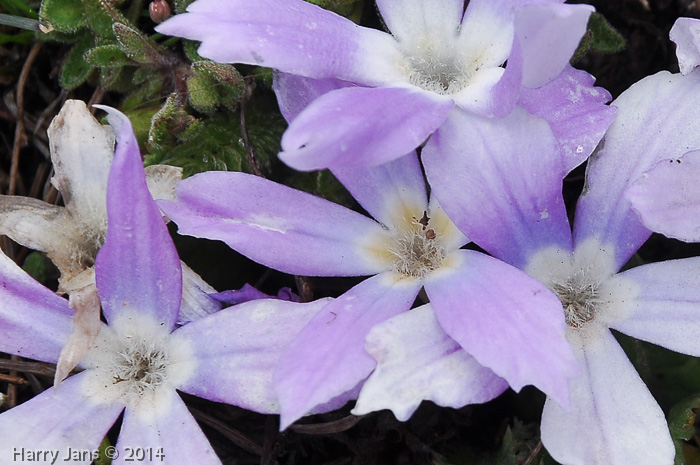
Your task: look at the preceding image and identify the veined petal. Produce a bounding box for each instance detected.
[275,273,421,430]
[425,249,577,407]
[377,0,463,46]
[331,152,427,227]
[156,0,402,86]
[353,305,507,421]
[177,263,220,325]
[514,3,593,88]
[0,372,124,465]
[159,171,389,277]
[541,327,674,465]
[279,86,453,171]
[670,17,700,75]
[574,70,700,269]
[94,106,182,330]
[611,257,700,357]
[0,250,73,363]
[48,100,113,224]
[116,390,221,465]
[0,196,83,277]
[273,73,350,122]
[424,107,571,269]
[626,151,700,242]
[172,298,330,414]
[518,65,616,173]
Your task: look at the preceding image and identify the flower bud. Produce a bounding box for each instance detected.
[149,0,171,24]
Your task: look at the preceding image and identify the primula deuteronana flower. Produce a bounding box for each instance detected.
[156,0,613,171]
[626,18,700,242]
[0,100,217,384]
[428,68,700,465]
[159,149,579,429]
[0,107,330,465]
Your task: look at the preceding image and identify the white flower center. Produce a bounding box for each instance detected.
[81,312,194,414]
[404,48,471,95]
[388,210,446,278]
[525,239,634,329]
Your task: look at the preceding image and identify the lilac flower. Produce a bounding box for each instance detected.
[0,107,329,465]
[159,146,579,429]
[0,100,218,384]
[427,67,700,465]
[626,18,700,242]
[156,0,613,171]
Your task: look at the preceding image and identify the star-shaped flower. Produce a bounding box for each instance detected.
[0,100,218,384]
[0,106,328,465]
[157,0,613,171]
[159,142,579,429]
[429,61,700,465]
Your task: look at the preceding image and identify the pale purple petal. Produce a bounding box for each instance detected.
[458,0,567,72]
[670,17,700,75]
[574,70,700,269]
[172,298,330,414]
[515,3,593,88]
[610,257,700,357]
[275,273,421,429]
[48,99,113,222]
[331,152,427,227]
[159,171,389,276]
[0,250,73,363]
[115,390,221,465]
[626,151,700,242]
[518,65,616,173]
[178,263,220,325]
[0,372,124,464]
[541,327,674,465]
[424,108,572,269]
[353,305,508,421]
[273,73,349,122]
[211,284,298,306]
[94,106,182,329]
[279,86,453,171]
[156,0,402,86]
[425,250,577,407]
[377,0,463,45]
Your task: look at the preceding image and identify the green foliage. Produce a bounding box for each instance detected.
[22,251,47,283]
[39,0,85,32]
[1,0,39,19]
[112,22,170,65]
[305,0,363,21]
[85,44,129,67]
[669,395,700,465]
[573,12,626,62]
[93,437,113,465]
[145,94,285,177]
[59,33,94,89]
[187,61,245,112]
[83,0,125,39]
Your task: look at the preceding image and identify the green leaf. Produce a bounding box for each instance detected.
[85,43,129,67]
[60,33,95,89]
[39,0,86,32]
[1,0,39,19]
[83,0,123,39]
[113,22,170,65]
[186,72,218,112]
[587,12,625,54]
[93,436,113,465]
[188,61,245,111]
[305,0,363,21]
[669,396,700,465]
[22,251,47,283]
[145,95,285,176]
[572,12,625,62]
[173,0,195,14]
